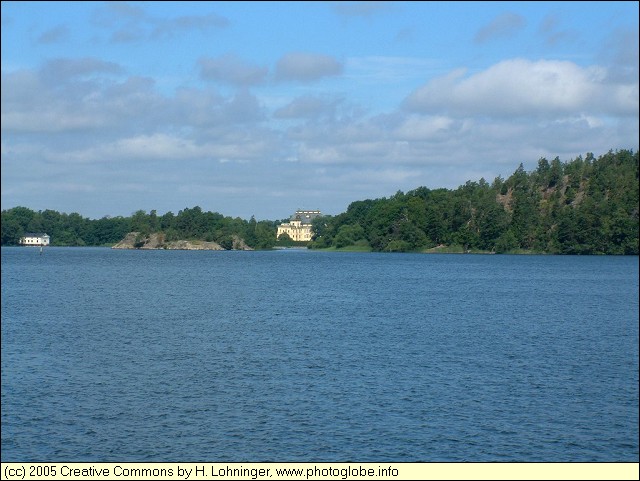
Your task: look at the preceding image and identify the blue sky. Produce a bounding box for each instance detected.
[1,1,638,221]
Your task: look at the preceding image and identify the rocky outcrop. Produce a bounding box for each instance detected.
[163,239,224,250]
[112,232,140,249]
[112,232,253,250]
[231,235,251,251]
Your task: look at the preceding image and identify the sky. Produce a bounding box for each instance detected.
[1,1,638,221]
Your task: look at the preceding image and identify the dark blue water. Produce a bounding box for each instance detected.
[2,247,638,462]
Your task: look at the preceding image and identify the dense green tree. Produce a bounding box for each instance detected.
[254,221,277,249]
[305,149,638,254]
[1,216,24,245]
[309,215,334,248]
[131,210,151,236]
[549,156,563,187]
[535,157,551,186]
[494,229,519,253]
[334,224,366,249]
[2,149,637,254]
[276,232,295,247]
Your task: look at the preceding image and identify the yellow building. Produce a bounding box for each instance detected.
[277,210,322,242]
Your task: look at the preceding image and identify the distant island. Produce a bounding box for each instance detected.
[2,149,638,255]
[111,232,252,251]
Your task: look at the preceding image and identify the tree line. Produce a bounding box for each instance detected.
[1,206,282,249]
[2,149,638,254]
[309,149,638,254]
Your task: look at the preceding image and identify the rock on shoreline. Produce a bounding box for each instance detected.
[111,232,252,250]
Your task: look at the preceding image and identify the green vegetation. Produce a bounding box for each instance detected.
[1,206,281,250]
[308,149,638,255]
[275,233,310,248]
[2,149,638,254]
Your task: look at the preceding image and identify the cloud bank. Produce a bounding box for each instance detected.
[1,2,637,220]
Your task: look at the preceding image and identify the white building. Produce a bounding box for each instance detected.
[20,233,50,246]
[276,210,322,242]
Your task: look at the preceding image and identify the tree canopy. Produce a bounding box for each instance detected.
[307,149,638,254]
[2,149,637,254]
[1,206,279,250]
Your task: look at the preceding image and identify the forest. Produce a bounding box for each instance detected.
[1,206,282,250]
[1,149,638,254]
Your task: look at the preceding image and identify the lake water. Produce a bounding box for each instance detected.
[1,247,638,462]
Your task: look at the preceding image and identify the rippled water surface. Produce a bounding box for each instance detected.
[2,247,638,461]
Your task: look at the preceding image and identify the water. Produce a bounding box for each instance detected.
[1,247,638,462]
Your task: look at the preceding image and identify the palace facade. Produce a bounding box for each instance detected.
[276,210,322,242]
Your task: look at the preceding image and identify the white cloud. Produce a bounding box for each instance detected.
[223,89,266,123]
[112,134,202,161]
[40,57,124,81]
[275,52,343,82]
[1,66,171,134]
[404,58,638,117]
[199,54,268,86]
[274,95,341,119]
[296,145,343,164]
[393,115,455,141]
[599,26,639,83]
[92,3,229,43]
[151,13,229,38]
[2,41,637,220]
